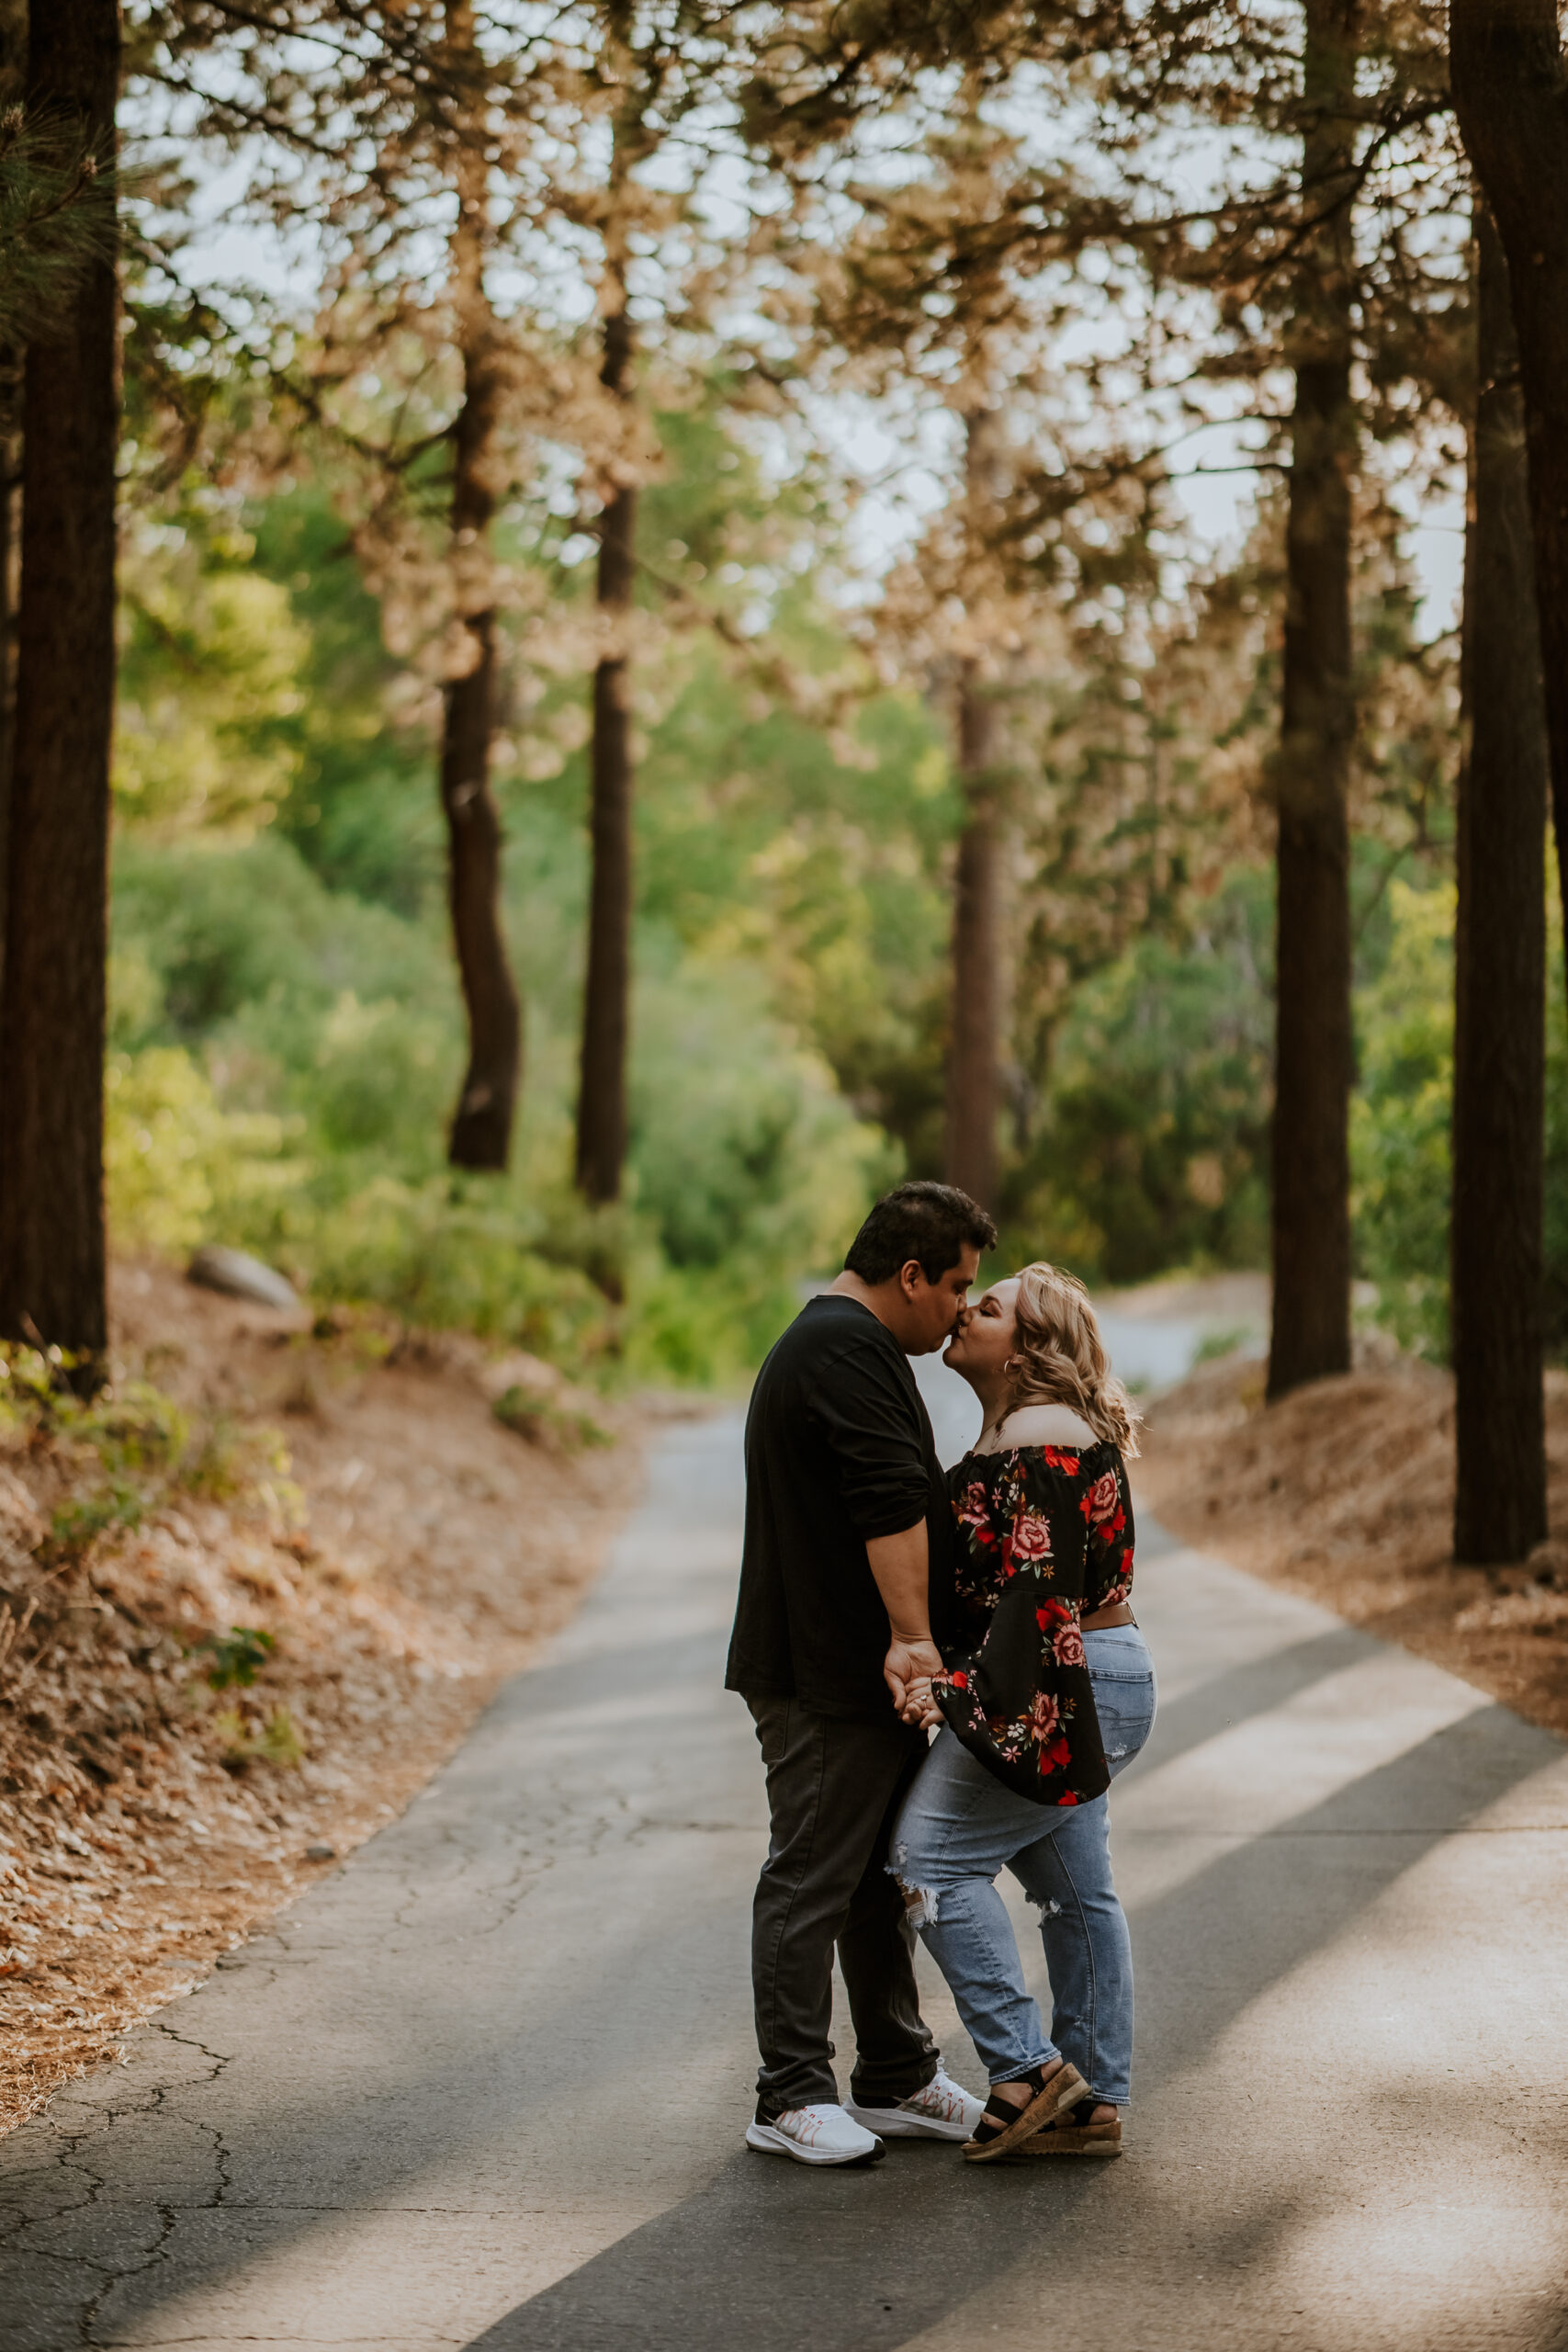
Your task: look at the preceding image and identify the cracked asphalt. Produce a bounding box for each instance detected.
[3,1408,1568,2352]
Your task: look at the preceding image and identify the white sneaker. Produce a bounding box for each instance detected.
[746,2102,886,2166]
[845,2067,986,2143]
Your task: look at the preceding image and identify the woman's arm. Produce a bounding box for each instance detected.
[931,1446,1111,1804]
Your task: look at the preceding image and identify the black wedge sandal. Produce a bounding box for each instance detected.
[960,2059,1089,2164]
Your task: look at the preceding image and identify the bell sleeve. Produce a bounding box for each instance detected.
[935,1446,1111,1807]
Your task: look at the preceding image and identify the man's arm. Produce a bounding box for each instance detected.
[865,1521,943,1711]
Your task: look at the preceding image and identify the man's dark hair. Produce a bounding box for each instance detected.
[843,1182,998,1286]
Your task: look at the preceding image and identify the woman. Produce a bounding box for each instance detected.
[892,1261,1156,2162]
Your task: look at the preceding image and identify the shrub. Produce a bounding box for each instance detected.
[1350,881,1454,1357]
[199,1627,277,1690]
[1014,873,1273,1283]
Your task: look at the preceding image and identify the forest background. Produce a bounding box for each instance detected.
[28,0,1565,1391]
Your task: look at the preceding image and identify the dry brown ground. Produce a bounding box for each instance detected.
[1136,1353,1568,1738]
[0,1259,670,2136]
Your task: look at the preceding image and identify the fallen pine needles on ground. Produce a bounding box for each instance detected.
[0,1258,662,2136]
[1135,1354,1568,1737]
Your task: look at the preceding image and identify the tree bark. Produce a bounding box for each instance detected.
[1450,0,1568,984]
[442,1,521,1173]
[0,6,23,966]
[575,293,636,1206]
[1266,0,1358,1401]
[945,657,1001,1211]
[0,0,118,1364]
[1450,208,1548,1566]
[0,368,21,978]
[943,409,1002,1214]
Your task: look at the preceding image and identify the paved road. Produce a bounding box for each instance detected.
[4,1409,1568,2352]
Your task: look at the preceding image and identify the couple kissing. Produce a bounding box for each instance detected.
[726,1180,1155,2167]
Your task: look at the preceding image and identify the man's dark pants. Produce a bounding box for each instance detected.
[747,1696,939,2118]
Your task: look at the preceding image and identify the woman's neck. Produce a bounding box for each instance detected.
[969,1373,1015,1438]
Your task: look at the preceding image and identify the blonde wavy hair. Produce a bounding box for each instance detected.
[1004,1261,1142,1457]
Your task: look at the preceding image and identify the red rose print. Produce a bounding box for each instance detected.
[1010,1510,1052,1563]
[1041,1447,1080,1474]
[1059,1792,1078,1806]
[1026,1691,1060,1744]
[954,1481,989,1532]
[1052,1623,1087,1668]
[1088,1470,1120,1525]
[1035,1600,1070,1630]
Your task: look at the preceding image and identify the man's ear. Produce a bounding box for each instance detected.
[899,1259,924,1299]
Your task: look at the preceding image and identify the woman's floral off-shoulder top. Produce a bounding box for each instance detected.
[933,1440,1135,1807]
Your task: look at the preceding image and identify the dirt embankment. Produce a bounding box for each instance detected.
[1136,1354,1568,1737]
[0,1260,666,2136]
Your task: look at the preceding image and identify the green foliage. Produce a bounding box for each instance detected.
[104,428,922,1383]
[1012,873,1274,1283]
[105,1044,302,1259]
[1349,881,1454,1357]
[108,388,1483,1384]
[1350,876,1568,1362]
[0,103,118,343]
[182,1418,296,1509]
[199,1626,277,1690]
[0,1341,297,1571]
[116,560,309,834]
[211,1701,306,1769]
[249,487,444,916]
[51,1482,145,1555]
[39,1378,194,1557]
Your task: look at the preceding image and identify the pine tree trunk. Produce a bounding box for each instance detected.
[944,409,1002,1213]
[0,370,20,978]
[0,0,118,1364]
[945,656,1001,1210]
[442,4,521,1173]
[1266,0,1358,1402]
[575,300,636,1206]
[1451,0,1568,984]
[1451,208,1548,1567]
[0,9,23,974]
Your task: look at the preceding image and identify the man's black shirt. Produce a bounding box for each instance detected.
[726,1295,953,1722]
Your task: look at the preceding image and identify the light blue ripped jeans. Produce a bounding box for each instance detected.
[888,1625,1156,2109]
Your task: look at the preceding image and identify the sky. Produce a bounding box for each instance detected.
[164,113,1468,643]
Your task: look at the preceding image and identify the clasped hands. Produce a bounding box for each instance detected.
[883,1634,945,1730]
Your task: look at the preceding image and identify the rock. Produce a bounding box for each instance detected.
[186,1247,300,1314]
[474,1350,562,1407]
[305,1842,336,1862]
[479,1350,612,1453]
[1527,1538,1568,1590]
[0,1466,46,1563]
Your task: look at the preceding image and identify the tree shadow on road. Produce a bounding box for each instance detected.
[463,1700,1562,2352]
[467,2141,1102,2352]
[4,1601,1559,2352]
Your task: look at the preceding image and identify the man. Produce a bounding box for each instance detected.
[726,1180,998,2165]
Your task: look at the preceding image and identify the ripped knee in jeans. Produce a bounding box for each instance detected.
[890,1839,939,1929]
